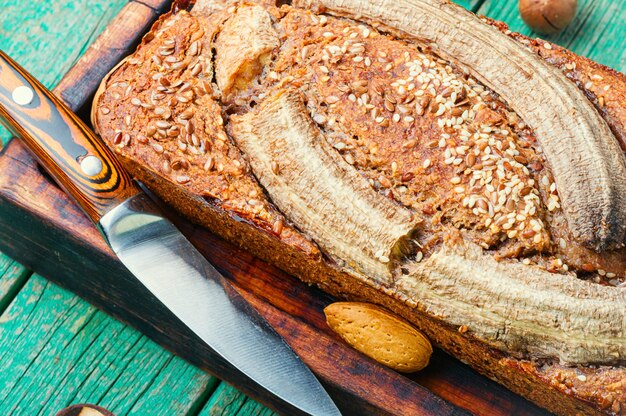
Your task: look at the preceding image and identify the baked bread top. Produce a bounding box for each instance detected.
[92,0,626,413]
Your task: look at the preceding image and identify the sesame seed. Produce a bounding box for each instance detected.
[176,175,190,184]
[204,157,214,171]
[313,114,327,124]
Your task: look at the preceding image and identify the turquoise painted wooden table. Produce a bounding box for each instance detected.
[0,1,624,415]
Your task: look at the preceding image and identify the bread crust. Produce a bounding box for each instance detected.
[92,4,626,415]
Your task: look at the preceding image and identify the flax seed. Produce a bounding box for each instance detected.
[190,62,203,76]
[401,171,414,182]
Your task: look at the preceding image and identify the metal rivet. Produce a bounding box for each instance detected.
[80,155,103,176]
[12,86,34,106]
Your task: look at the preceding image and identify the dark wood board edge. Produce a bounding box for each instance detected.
[0,0,549,414]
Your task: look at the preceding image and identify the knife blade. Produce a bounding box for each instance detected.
[0,50,341,416]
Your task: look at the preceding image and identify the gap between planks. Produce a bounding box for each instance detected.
[0,253,31,316]
[0,274,222,415]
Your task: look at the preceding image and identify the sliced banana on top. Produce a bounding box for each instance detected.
[229,89,420,284]
[397,239,626,365]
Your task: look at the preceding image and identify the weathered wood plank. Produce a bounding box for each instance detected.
[0,253,30,314]
[198,382,278,416]
[0,274,217,415]
[200,383,249,416]
[0,0,127,145]
[235,397,278,416]
[0,0,126,88]
[478,0,626,71]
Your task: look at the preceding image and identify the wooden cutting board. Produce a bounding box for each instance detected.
[0,1,548,414]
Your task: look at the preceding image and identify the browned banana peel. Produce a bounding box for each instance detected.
[397,239,625,365]
[230,90,420,284]
[324,302,433,372]
[295,0,626,251]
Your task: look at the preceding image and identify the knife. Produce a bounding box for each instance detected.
[0,50,341,416]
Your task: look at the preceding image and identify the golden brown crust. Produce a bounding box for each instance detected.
[92,5,626,415]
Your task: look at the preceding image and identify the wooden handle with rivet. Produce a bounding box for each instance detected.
[0,50,140,223]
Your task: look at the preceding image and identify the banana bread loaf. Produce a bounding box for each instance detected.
[92,1,626,414]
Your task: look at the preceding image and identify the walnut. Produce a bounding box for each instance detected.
[518,0,578,35]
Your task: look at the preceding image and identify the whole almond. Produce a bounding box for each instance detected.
[324,302,432,372]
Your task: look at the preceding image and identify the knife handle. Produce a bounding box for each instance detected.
[0,50,140,223]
